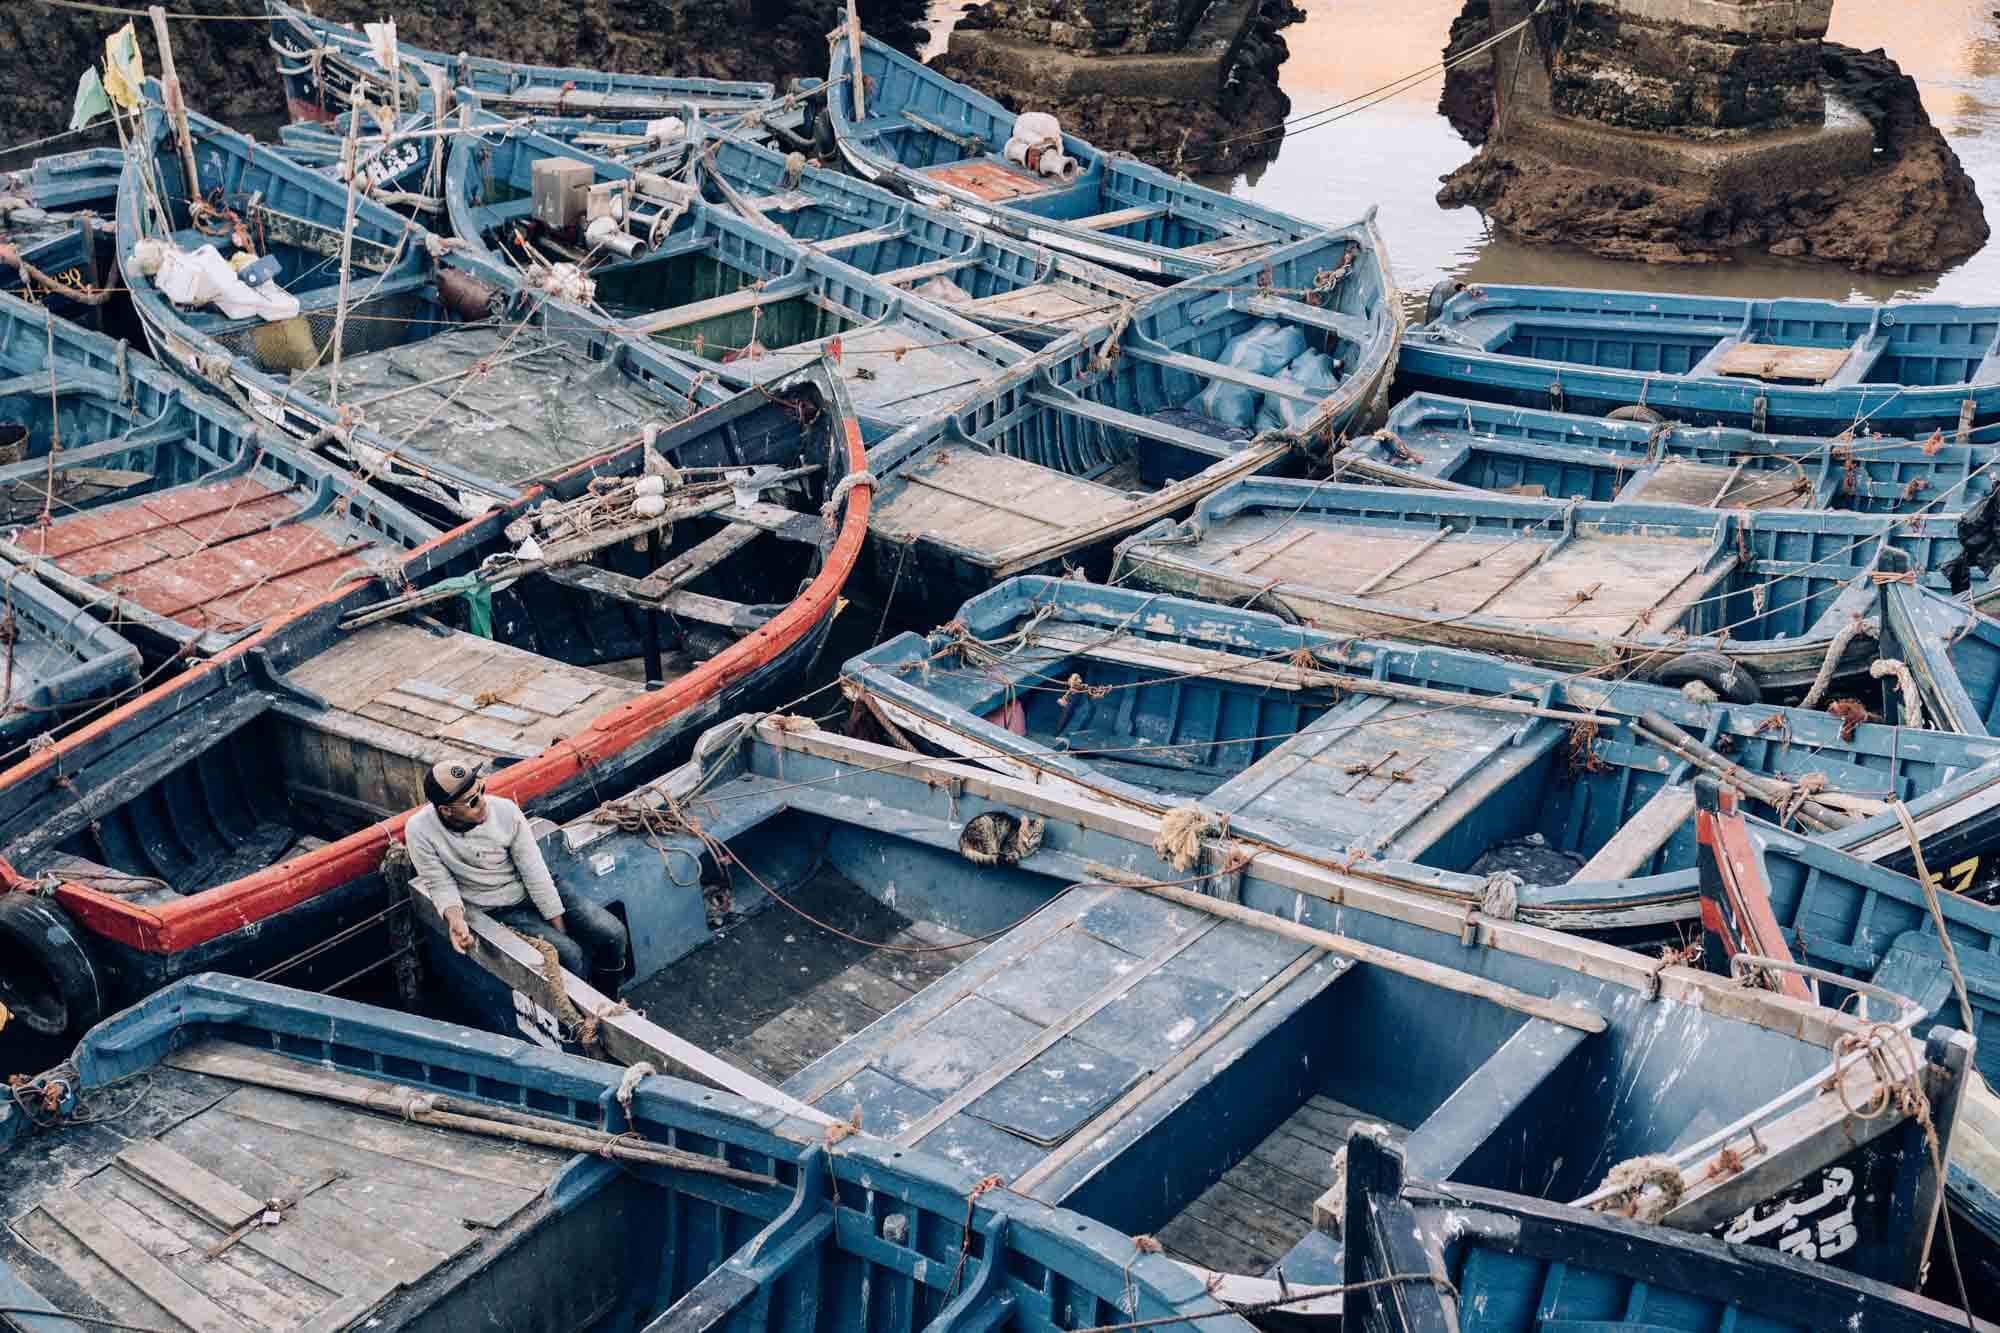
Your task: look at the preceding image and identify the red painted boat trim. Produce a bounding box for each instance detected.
[0,411,871,955]
[286,96,337,126]
[1696,802,1815,1005]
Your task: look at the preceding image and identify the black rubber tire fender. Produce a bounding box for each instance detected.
[1651,650,1763,705]
[1607,405,1667,426]
[0,892,103,1042]
[1423,278,1466,326]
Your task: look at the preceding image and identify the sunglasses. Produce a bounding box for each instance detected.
[442,780,486,811]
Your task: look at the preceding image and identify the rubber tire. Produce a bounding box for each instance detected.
[812,110,837,160]
[1652,650,1762,706]
[1423,278,1466,326]
[1607,405,1667,426]
[0,893,103,1042]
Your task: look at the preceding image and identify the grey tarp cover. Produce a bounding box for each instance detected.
[293,325,679,486]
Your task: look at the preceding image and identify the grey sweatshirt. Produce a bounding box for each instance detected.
[405,796,564,921]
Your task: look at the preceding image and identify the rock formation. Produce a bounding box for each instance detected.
[1434,0,1987,274]
[930,0,1301,174]
[0,0,929,149]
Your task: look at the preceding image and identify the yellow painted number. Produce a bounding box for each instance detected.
[1924,857,1980,895]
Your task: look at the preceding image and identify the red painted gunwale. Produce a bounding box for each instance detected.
[0,407,870,955]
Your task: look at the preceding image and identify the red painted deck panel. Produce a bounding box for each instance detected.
[20,475,375,627]
[923,160,1050,202]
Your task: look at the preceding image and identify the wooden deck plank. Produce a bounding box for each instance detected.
[822,957,925,1015]
[1248,1125,1340,1186]
[958,283,1112,331]
[1191,513,1711,632]
[1069,204,1166,231]
[191,1106,541,1233]
[1153,1208,1274,1275]
[37,1194,256,1333]
[1712,342,1853,383]
[115,1139,267,1231]
[84,1173,328,1331]
[284,622,641,766]
[10,1205,183,1333]
[1573,784,1697,880]
[871,443,1128,556]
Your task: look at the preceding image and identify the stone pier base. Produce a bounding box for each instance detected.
[932,0,1300,174]
[1435,0,1988,274]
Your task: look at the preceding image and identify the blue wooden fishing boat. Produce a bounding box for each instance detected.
[1402,283,2000,438]
[0,290,438,663]
[0,357,870,1074]
[824,30,1335,280]
[1339,1130,1995,1333]
[863,229,1399,619]
[2,164,118,323]
[438,110,1030,445]
[264,0,779,125]
[2,149,125,213]
[0,973,1250,1332]
[693,133,1155,346]
[1113,477,1983,702]
[273,106,440,206]
[842,577,1996,927]
[116,90,780,518]
[0,549,138,749]
[1350,392,2000,514]
[406,712,1968,1298]
[1694,781,2000,1315]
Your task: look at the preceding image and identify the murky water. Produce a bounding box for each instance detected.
[932,0,2000,304]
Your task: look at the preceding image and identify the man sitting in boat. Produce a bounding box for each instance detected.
[408,759,629,993]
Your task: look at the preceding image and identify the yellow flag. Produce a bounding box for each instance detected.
[102,21,145,110]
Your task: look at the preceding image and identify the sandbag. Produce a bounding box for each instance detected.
[1188,320,1307,427]
[913,275,972,303]
[1253,349,1342,431]
[1013,111,1061,146]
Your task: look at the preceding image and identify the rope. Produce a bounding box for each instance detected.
[1153,804,1221,872]
[821,469,875,522]
[612,1064,652,1112]
[1587,1154,1685,1223]
[1480,870,1522,921]
[1890,799,1977,1039]
[1798,615,1880,710]
[1870,658,1925,731]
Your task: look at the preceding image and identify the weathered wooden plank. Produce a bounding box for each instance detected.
[115,1138,268,1230]
[1572,784,1697,881]
[876,255,981,287]
[1153,1209,1273,1275]
[1024,631,1611,725]
[1712,342,1853,383]
[894,920,1216,1145]
[1012,952,1333,1197]
[634,522,765,598]
[823,957,925,1014]
[1221,1152,1325,1227]
[86,1172,328,1329]
[807,223,905,254]
[626,277,810,335]
[1070,205,1167,231]
[38,1193,255,1333]
[1181,1174,1306,1260]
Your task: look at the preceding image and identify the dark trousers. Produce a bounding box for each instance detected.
[493,894,629,994]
